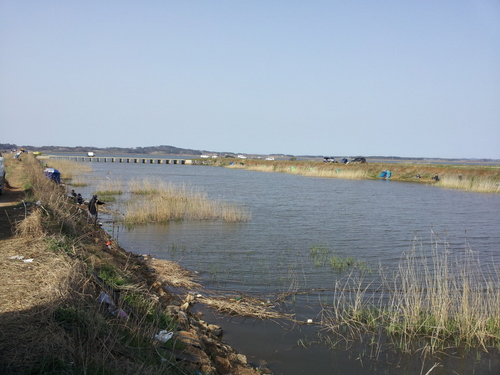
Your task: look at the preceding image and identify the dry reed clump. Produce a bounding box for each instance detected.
[308,167,369,179]
[124,179,251,224]
[69,175,89,187]
[14,207,46,238]
[235,162,370,179]
[198,294,294,320]
[322,235,500,353]
[144,256,294,321]
[145,257,202,289]
[437,175,500,193]
[94,178,124,195]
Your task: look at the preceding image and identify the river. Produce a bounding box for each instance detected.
[68,157,500,374]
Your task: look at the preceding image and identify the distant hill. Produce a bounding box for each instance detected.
[1,143,497,163]
[0,144,206,156]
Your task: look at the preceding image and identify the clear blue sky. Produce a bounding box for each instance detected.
[1,1,499,159]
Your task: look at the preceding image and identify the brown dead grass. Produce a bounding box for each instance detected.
[125,179,251,223]
[146,256,293,320]
[199,294,294,320]
[145,257,202,290]
[0,237,77,314]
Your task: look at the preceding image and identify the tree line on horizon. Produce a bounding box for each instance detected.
[0,144,204,156]
[0,143,496,161]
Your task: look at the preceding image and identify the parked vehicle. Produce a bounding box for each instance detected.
[323,157,337,163]
[0,152,5,195]
[350,157,367,164]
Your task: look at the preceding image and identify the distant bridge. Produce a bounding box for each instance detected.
[41,155,193,165]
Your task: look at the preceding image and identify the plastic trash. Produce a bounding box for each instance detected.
[98,291,114,305]
[154,330,173,343]
[98,292,128,318]
[111,308,128,318]
[8,255,24,260]
[7,255,33,262]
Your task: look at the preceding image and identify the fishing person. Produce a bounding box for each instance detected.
[88,194,105,225]
[76,193,84,205]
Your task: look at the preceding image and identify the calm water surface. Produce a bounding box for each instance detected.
[72,160,500,374]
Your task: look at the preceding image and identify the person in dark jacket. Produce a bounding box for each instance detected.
[88,194,105,224]
[76,193,84,205]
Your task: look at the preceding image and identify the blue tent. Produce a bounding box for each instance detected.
[379,170,391,179]
[44,168,61,184]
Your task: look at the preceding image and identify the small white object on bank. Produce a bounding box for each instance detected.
[154,330,173,343]
[8,255,24,260]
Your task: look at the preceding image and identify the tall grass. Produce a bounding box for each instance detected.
[239,163,369,179]
[437,175,500,193]
[124,179,251,224]
[15,154,88,236]
[94,179,123,195]
[322,234,500,353]
[69,175,88,187]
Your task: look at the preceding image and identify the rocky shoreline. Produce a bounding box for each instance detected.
[101,241,272,375]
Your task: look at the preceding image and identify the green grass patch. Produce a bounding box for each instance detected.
[310,245,365,271]
[45,236,73,255]
[98,263,131,288]
[329,255,355,270]
[95,194,117,202]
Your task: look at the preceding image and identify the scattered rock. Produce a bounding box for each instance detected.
[177,310,190,329]
[236,353,248,365]
[214,355,231,373]
[166,305,179,316]
[208,323,223,337]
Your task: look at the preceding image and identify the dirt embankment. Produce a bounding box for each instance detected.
[0,155,274,375]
